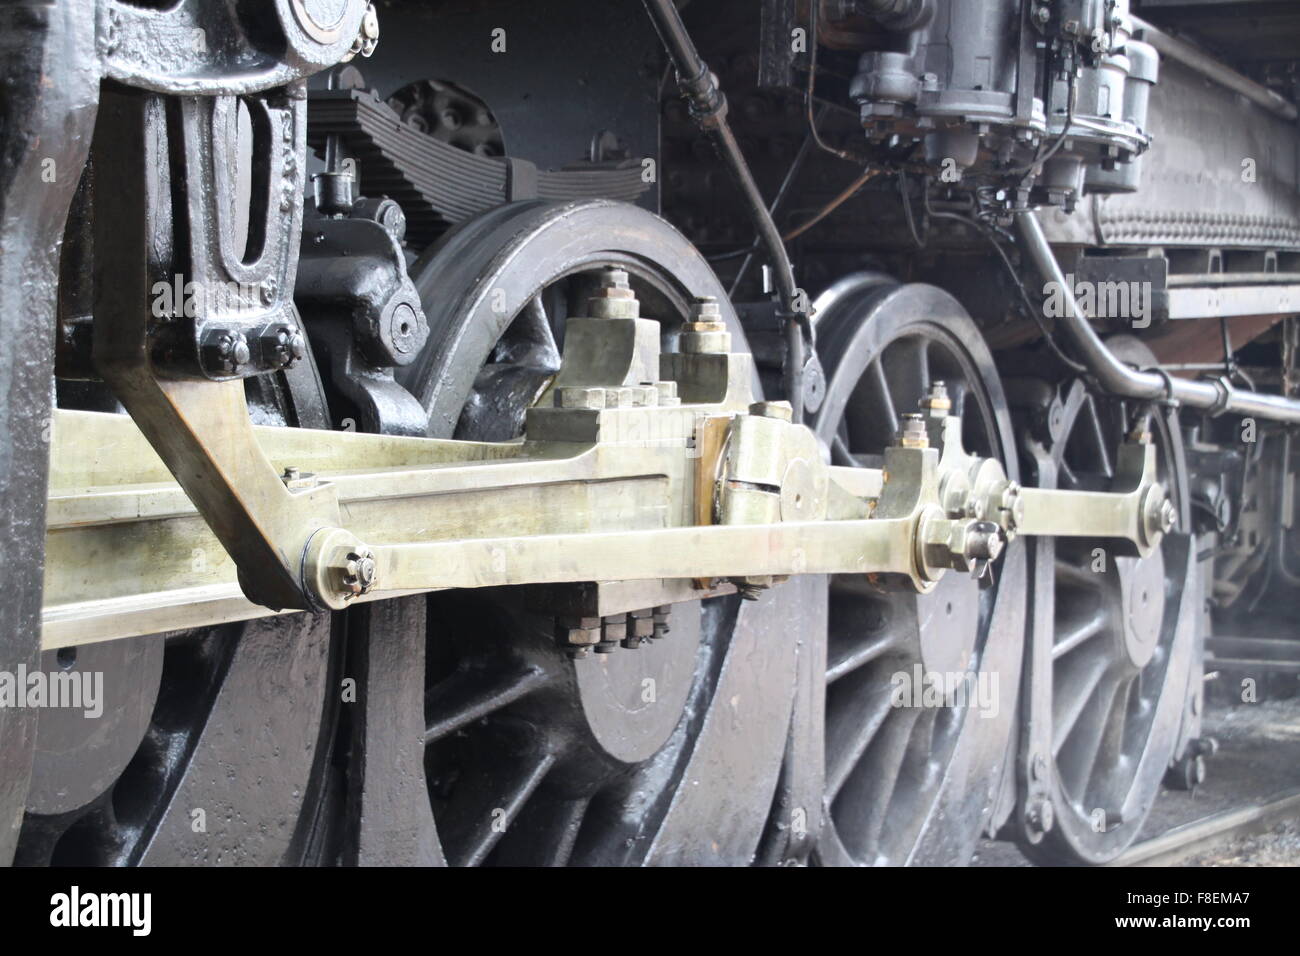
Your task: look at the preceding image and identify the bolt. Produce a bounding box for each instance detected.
[558,616,601,659]
[281,466,318,491]
[689,295,722,323]
[1026,797,1055,834]
[599,614,626,653]
[940,471,972,517]
[1128,422,1152,444]
[587,267,640,319]
[621,610,653,649]
[920,380,951,416]
[652,605,672,639]
[898,413,929,449]
[749,400,794,422]
[994,480,1024,533]
[201,328,251,376]
[681,296,731,354]
[1158,498,1178,534]
[556,386,606,409]
[966,526,1003,562]
[341,547,377,597]
[258,325,307,370]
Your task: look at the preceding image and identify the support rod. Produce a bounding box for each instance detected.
[641,0,807,421]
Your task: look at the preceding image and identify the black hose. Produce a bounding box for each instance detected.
[641,0,807,420]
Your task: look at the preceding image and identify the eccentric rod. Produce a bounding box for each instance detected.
[1015,211,1300,426]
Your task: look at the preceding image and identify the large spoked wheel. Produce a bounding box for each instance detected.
[373,199,804,865]
[810,280,1026,866]
[1020,338,1197,865]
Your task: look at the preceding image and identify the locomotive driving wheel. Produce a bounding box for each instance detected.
[359,199,808,865]
[1018,337,1198,865]
[810,279,1026,866]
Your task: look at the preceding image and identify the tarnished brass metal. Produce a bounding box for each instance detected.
[47,268,1178,649]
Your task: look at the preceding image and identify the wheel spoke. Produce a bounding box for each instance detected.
[440,745,557,867]
[1055,557,1105,591]
[1052,610,1107,659]
[827,631,903,683]
[424,665,549,744]
[847,359,899,451]
[1052,642,1110,754]
[490,294,561,371]
[490,788,591,867]
[1084,675,1136,813]
[833,706,922,862]
[1058,670,1124,800]
[825,676,896,800]
[1082,395,1114,478]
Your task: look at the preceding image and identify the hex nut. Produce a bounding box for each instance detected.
[556,386,606,410]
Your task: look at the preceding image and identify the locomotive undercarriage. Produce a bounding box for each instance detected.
[3,0,1298,867]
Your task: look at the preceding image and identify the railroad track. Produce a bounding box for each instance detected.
[1112,789,1300,867]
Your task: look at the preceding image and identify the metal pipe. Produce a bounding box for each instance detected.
[641,0,806,420]
[1132,16,1298,123]
[1015,211,1300,425]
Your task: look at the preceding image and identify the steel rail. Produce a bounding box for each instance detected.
[1111,788,1300,867]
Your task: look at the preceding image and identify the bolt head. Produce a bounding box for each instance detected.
[201,329,252,376]
[920,381,951,415]
[689,295,722,322]
[341,547,377,596]
[898,413,929,449]
[1026,798,1055,834]
[1159,498,1177,534]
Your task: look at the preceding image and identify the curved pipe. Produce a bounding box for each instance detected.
[1015,211,1300,425]
[1132,17,1297,124]
[641,0,806,419]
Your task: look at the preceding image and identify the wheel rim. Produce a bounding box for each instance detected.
[1024,338,1197,864]
[811,281,1025,866]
